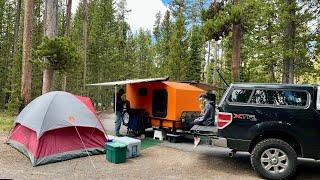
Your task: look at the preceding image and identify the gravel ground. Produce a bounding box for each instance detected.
[0,130,257,180]
[1,113,320,179]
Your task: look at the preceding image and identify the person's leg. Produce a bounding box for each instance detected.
[191,119,203,148]
[115,111,122,136]
[190,119,203,128]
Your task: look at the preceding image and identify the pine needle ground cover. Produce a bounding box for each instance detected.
[0,113,14,132]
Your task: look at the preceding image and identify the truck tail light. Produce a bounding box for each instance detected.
[217,112,233,129]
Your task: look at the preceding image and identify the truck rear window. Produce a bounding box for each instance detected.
[227,88,309,108]
[228,89,253,103]
[250,89,308,107]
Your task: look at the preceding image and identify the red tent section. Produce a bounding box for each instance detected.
[7,91,107,166]
[75,95,106,133]
[76,96,97,115]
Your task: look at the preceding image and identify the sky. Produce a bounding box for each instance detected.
[72,0,171,32]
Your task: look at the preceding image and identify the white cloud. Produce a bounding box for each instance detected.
[72,0,168,32]
[125,0,167,32]
[72,0,80,14]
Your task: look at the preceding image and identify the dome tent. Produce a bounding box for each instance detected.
[7,91,107,166]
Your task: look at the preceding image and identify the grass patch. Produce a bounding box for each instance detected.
[0,112,14,132]
[141,137,162,150]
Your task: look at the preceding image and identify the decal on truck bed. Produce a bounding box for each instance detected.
[233,114,257,121]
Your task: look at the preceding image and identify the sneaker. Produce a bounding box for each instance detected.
[193,136,201,149]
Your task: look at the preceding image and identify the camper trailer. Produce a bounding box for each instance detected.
[126,81,204,131]
[88,77,216,135]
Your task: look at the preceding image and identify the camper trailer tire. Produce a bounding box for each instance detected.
[122,110,130,126]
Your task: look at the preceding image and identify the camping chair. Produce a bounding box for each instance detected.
[126,109,148,137]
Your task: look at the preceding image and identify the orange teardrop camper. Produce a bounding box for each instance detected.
[126,81,204,130]
[87,77,206,132]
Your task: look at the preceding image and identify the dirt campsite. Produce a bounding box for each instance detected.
[1,0,320,179]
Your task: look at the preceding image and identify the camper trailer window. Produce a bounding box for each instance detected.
[138,88,148,96]
[152,89,168,118]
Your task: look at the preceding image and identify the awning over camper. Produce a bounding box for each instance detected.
[86,77,169,112]
[86,77,169,86]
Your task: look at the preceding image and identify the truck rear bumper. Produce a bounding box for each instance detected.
[212,138,251,151]
[212,137,228,148]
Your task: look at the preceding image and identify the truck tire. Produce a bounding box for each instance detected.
[251,138,297,180]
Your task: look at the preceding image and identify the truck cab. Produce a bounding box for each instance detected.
[214,83,320,179]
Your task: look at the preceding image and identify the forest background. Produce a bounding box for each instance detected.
[0,0,319,114]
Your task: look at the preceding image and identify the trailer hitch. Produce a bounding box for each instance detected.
[228,149,237,158]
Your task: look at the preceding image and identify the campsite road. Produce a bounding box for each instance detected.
[0,113,319,179]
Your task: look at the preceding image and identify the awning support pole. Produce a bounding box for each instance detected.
[114,85,118,112]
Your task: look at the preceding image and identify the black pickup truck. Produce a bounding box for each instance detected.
[210,83,320,179]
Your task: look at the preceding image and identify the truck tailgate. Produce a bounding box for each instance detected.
[190,125,218,136]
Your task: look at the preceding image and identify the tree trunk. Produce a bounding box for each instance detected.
[65,0,72,38]
[21,0,33,106]
[212,41,218,86]
[61,0,72,91]
[206,40,211,84]
[282,0,295,84]
[231,0,241,82]
[267,21,276,83]
[61,74,67,91]
[42,0,58,94]
[12,0,22,61]
[42,68,54,93]
[83,0,88,95]
[10,0,21,93]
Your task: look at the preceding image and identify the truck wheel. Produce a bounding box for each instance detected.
[251,138,297,180]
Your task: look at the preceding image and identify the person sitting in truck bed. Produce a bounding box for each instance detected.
[191,93,215,127]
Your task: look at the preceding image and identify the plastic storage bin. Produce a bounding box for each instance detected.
[114,136,141,158]
[107,135,115,142]
[106,142,127,164]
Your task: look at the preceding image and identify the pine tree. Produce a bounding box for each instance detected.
[153,11,162,76]
[159,10,172,76]
[187,25,203,81]
[42,0,58,94]
[21,0,34,106]
[32,0,45,98]
[82,0,88,95]
[168,0,188,80]
[5,0,22,112]
[136,29,154,78]
[61,0,72,91]
[282,0,296,83]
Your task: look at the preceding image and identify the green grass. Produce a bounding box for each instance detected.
[0,112,14,132]
[141,137,162,149]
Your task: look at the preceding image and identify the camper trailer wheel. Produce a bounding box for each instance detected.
[122,110,130,126]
